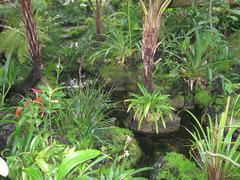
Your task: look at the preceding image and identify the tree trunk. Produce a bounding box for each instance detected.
[141,22,158,93]
[17,0,43,93]
[143,54,154,92]
[95,0,102,41]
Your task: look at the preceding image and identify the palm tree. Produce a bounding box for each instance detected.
[140,0,171,92]
[18,0,42,92]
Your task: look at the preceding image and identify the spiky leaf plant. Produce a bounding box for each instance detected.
[187,97,240,180]
[127,83,174,134]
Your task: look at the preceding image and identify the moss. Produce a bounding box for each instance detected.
[107,127,142,167]
[101,63,130,81]
[194,89,212,107]
[213,96,227,113]
[157,152,207,180]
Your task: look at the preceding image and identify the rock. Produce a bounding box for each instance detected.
[107,127,142,167]
[184,93,194,109]
[169,95,185,109]
[124,113,181,134]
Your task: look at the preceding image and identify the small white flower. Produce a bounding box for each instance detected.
[124,150,129,157]
[0,157,9,177]
[126,136,132,143]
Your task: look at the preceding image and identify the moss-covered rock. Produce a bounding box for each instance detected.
[184,92,194,108]
[106,127,142,167]
[124,113,181,134]
[170,95,185,109]
[156,152,207,180]
[194,89,212,107]
[101,63,130,82]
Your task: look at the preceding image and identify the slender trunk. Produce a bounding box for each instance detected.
[95,0,102,41]
[143,54,154,92]
[141,14,160,92]
[17,0,42,92]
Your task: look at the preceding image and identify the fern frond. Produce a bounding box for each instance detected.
[0,28,29,63]
[17,38,29,63]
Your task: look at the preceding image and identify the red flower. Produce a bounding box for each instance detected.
[31,88,43,97]
[33,97,42,102]
[33,97,44,106]
[31,88,43,93]
[15,107,23,118]
[24,100,31,107]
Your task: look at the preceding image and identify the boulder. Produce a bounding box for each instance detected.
[124,113,181,134]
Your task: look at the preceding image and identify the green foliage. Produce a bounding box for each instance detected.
[127,84,174,134]
[0,80,148,179]
[0,54,16,107]
[100,157,151,180]
[90,29,136,65]
[57,149,101,179]
[187,97,240,179]
[194,88,213,107]
[179,28,231,90]
[64,81,115,149]
[0,28,28,63]
[6,141,103,179]
[2,85,65,154]
[157,152,207,180]
[222,78,240,95]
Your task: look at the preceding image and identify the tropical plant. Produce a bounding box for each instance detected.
[140,0,172,92]
[0,53,16,108]
[64,81,115,149]
[100,156,151,180]
[126,83,174,134]
[6,140,103,179]
[179,28,231,91]
[2,85,65,154]
[0,0,49,92]
[90,29,136,66]
[187,97,240,180]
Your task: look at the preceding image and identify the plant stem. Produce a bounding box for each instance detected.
[128,0,132,50]
[205,151,240,168]
[209,0,213,27]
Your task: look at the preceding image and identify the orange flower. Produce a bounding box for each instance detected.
[15,107,23,118]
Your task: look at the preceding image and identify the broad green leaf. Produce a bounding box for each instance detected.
[23,167,42,180]
[57,149,101,180]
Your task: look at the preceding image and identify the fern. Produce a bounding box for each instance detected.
[0,28,29,63]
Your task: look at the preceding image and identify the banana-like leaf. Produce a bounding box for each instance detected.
[57,149,101,180]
